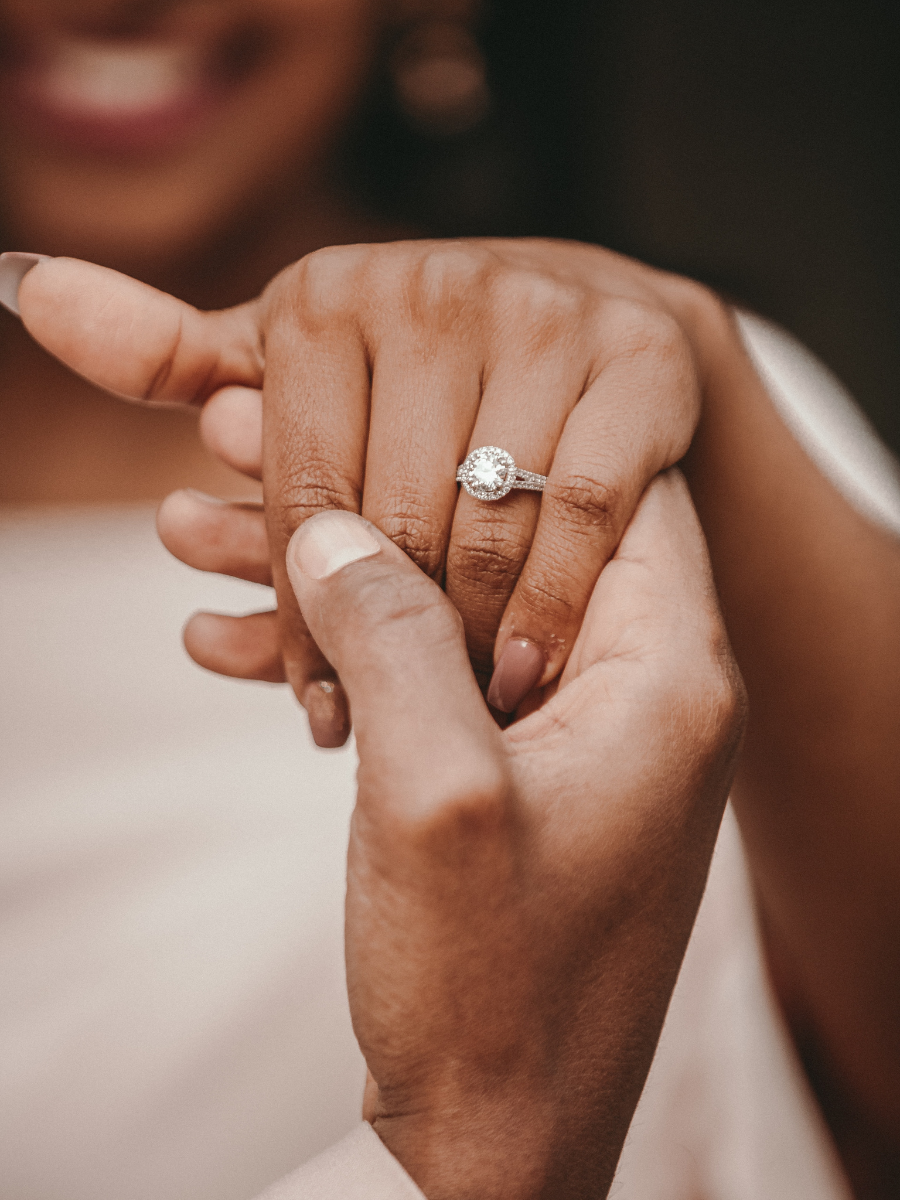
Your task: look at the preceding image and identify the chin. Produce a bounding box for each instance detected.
[0,117,312,283]
[2,174,226,275]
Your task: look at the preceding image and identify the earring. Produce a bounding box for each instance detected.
[390,18,490,137]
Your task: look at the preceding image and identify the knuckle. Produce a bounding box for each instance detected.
[378,507,445,580]
[676,629,748,749]
[383,766,513,862]
[515,571,579,626]
[492,270,589,353]
[497,269,585,323]
[598,300,701,453]
[276,245,368,328]
[145,310,218,406]
[350,567,450,636]
[664,273,730,332]
[416,242,493,297]
[418,775,511,856]
[270,461,360,537]
[448,523,529,594]
[543,473,621,533]
[142,325,181,402]
[708,641,749,738]
[339,567,469,683]
[603,298,686,361]
[403,242,495,331]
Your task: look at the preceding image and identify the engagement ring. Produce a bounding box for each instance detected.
[456,446,547,502]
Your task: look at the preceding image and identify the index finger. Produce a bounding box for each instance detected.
[12,255,263,403]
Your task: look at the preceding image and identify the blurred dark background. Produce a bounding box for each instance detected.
[349,0,900,452]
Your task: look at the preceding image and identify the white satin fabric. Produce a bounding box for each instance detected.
[0,507,365,1200]
[3,315,891,1200]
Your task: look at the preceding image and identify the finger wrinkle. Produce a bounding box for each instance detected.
[147,312,226,407]
[272,492,361,541]
[543,476,621,531]
[448,542,524,591]
[143,309,184,402]
[272,462,362,521]
[378,513,446,580]
[515,575,579,622]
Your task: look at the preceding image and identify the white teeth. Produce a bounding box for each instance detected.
[40,38,200,115]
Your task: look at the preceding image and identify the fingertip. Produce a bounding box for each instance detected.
[200,386,264,479]
[184,610,286,682]
[17,258,179,396]
[158,489,271,583]
[487,639,545,713]
[156,487,211,547]
[156,488,217,565]
[0,252,52,317]
[303,679,352,748]
[286,510,382,591]
[183,610,230,671]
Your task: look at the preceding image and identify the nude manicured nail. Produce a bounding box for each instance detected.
[304,679,351,749]
[287,511,380,581]
[0,252,52,317]
[487,639,546,713]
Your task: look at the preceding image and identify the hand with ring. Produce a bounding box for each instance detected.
[10,241,730,744]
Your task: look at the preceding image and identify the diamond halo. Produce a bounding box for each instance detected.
[457,446,516,500]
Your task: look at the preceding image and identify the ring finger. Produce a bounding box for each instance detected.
[444,351,587,690]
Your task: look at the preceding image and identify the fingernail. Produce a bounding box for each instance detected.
[487,639,546,713]
[287,511,380,581]
[183,488,227,506]
[0,252,52,317]
[304,679,351,748]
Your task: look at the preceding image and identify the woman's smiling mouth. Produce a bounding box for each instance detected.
[1,21,265,154]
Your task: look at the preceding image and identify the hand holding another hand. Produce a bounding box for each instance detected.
[10,249,747,1196]
[284,472,743,1199]
[14,241,728,745]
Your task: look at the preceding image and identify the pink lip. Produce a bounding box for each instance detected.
[5,84,221,155]
[0,38,232,155]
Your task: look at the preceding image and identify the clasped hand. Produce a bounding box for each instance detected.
[17,245,745,1198]
[284,475,742,1199]
[17,239,726,743]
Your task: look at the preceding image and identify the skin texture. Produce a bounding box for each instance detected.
[15,242,900,1195]
[258,241,699,716]
[284,477,744,1200]
[14,245,703,737]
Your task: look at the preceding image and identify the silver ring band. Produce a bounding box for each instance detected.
[456,446,547,502]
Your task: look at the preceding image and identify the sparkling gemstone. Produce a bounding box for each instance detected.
[459,446,515,500]
[471,456,504,488]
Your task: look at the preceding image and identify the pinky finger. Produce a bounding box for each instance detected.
[184,609,353,749]
[184,609,286,682]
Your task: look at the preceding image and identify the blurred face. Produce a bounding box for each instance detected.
[0,0,382,266]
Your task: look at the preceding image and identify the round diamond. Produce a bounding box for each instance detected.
[459,446,515,501]
[472,458,503,488]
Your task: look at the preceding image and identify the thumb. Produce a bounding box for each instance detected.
[285,510,504,810]
[8,254,262,404]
